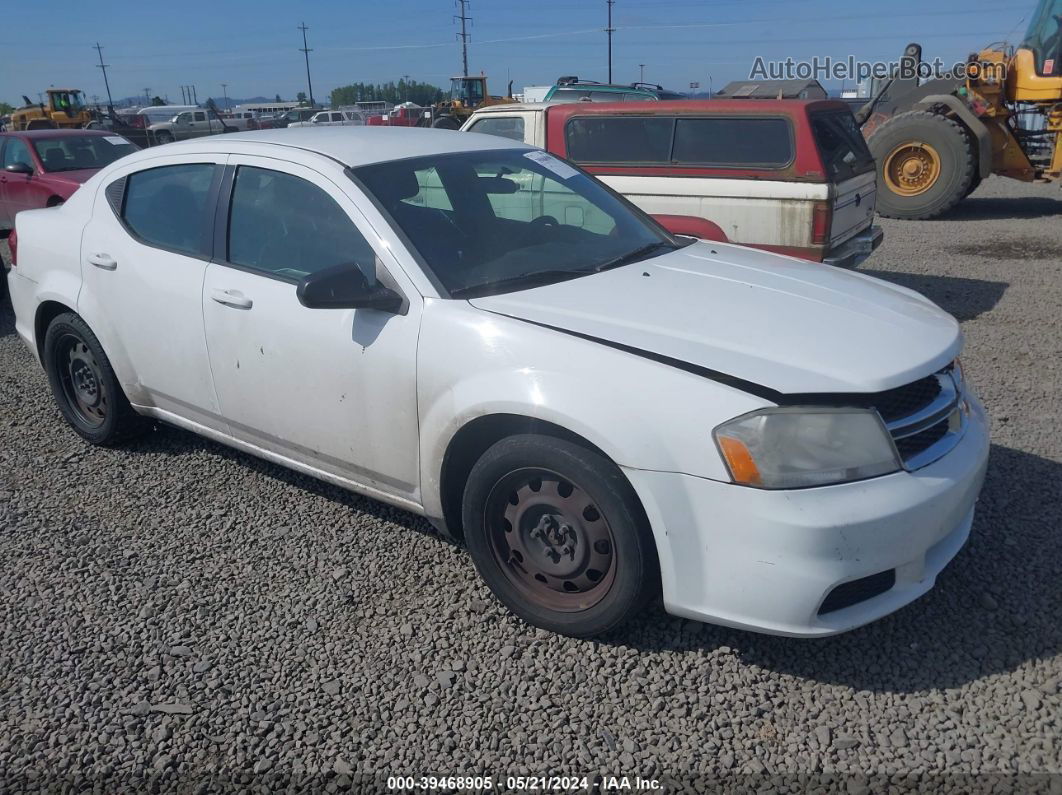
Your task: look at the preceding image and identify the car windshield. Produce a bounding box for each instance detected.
[32,135,138,173]
[353,149,677,298]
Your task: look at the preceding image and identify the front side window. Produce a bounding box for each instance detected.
[672,117,793,167]
[34,135,137,173]
[565,117,674,163]
[2,139,34,170]
[354,149,675,298]
[228,166,376,282]
[122,164,217,256]
[468,116,526,142]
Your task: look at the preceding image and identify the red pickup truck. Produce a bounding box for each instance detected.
[461,100,883,266]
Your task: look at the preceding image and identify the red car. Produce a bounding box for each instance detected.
[0,130,138,232]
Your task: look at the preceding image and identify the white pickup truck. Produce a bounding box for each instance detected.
[288,110,366,129]
[149,109,234,144]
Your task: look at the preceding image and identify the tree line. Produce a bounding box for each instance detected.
[330,80,444,108]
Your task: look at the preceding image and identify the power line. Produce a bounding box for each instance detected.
[93,42,114,110]
[298,22,315,106]
[606,0,616,82]
[454,0,472,76]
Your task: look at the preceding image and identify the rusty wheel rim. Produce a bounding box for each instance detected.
[485,468,617,612]
[883,142,941,196]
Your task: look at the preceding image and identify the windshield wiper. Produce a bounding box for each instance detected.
[450,268,594,299]
[592,241,677,273]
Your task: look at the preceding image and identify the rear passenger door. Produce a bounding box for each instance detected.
[201,156,423,499]
[78,155,226,426]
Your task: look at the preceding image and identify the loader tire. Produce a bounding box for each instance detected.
[432,116,461,130]
[868,111,975,220]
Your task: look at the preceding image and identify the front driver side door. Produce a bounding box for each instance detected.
[201,157,423,503]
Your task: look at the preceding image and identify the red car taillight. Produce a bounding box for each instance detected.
[8,227,17,267]
[130,115,147,128]
[811,200,832,246]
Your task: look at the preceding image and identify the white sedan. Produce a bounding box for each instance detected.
[288,110,365,128]
[5,128,989,638]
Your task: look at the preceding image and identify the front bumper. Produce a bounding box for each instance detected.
[823,225,884,269]
[625,393,989,637]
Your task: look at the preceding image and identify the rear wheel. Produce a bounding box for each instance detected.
[462,434,657,637]
[432,116,460,130]
[868,111,975,220]
[43,313,146,445]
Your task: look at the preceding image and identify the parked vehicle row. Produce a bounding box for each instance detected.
[289,110,367,128]
[462,100,883,267]
[5,127,988,639]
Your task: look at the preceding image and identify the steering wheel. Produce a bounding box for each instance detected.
[517,215,560,245]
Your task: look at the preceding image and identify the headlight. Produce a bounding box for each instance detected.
[713,407,901,489]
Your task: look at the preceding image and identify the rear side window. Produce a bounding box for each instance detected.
[122,164,217,256]
[549,88,589,103]
[468,116,525,141]
[228,166,376,282]
[811,111,875,180]
[565,117,674,163]
[673,117,793,167]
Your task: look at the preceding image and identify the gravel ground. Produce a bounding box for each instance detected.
[0,177,1060,793]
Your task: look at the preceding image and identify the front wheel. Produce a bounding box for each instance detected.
[462,434,658,637]
[43,313,146,445]
[154,130,174,145]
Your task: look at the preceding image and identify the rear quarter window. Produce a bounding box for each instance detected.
[672,117,793,167]
[810,111,875,180]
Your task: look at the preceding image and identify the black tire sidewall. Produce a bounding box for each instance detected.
[432,117,460,130]
[870,113,974,219]
[462,434,656,637]
[43,313,129,445]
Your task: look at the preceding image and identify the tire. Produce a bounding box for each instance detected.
[432,116,460,130]
[867,110,975,220]
[43,313,146,445]
[462,434,657,637]
[963,173,983,198]
[154,130,174,145]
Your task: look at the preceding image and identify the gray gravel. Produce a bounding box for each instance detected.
[1,177,1060,792]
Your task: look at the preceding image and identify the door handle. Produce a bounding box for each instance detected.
[211,288,253,309]
[87,253,117,270]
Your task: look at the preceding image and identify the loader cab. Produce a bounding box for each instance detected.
[449,77,486,108]
[48,90,85,117]
[1021,0,1062,76]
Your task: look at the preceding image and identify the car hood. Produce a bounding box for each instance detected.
[468,241,961,395]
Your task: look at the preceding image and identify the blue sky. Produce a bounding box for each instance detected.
[5,0,1032,105]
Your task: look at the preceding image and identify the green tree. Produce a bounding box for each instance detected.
[274,93,283,103]
[296,91,308,105]
[330,80,443,108]
[0,101,14,115]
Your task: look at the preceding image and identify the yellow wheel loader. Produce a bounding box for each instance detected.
[858,0,1062,219]
[11,89,94,131]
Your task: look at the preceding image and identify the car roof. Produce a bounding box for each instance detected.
[131,127,532,167]
[0,129,117,140]
[544,98,853,118]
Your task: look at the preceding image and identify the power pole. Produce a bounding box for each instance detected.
[221,83,229,109]
[298,22,315,106]
[180,86,187,104]
[143,87,151,105]
[454,0,472,77]
[605,0,615,83]
[94,43,114,109]
[639,64,645,83]
[191,85,198,104]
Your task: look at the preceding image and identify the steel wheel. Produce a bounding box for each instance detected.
[883,141,941,197]
[485,467,617,612]
[55,332,109,429]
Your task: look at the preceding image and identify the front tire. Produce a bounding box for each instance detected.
[43,313,145,445]
[154,130,174,145]
[868,110,975,220]
[462,434,657,637]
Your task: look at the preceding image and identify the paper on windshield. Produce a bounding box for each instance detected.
[103,136,128,145]
[524,150,579,180]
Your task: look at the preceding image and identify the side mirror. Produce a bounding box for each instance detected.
[297,263,404,313]
[5,162,34,176]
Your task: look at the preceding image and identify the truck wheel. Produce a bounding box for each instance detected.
[43,313,146,446]
[462,434,658,637]
[432,116,460,130]
[154,130,174,144]
[868,111,975,220]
